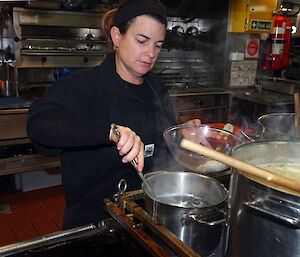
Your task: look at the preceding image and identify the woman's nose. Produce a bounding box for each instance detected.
[147,46,155,59]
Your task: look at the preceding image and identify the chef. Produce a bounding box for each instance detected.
[27,0,201,229]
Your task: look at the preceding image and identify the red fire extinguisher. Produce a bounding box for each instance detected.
[264,16,287,70]
[281,19,292,69]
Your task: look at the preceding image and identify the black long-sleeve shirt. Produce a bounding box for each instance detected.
[27,53,176,228]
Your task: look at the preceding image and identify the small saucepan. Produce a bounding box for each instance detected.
[143,171,228,256]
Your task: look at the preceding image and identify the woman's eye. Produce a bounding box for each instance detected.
[137,39,146,44]
[155,44,163,49]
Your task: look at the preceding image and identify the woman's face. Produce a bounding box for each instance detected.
[112,15,166,84]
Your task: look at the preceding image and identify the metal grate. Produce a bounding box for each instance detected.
[158,73,199,89]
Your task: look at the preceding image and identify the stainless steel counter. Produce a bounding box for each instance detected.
[228,88,295,130]
[0,87,229,176]
[168,87,229,97]
[0,96,30,110]
[2,87,290,177]
[0,154,60,176]
[0,105,60,176]
[229,88,294,106]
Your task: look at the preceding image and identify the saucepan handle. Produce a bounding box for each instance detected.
[240,130,261,142]
[244,199,300,228]
[185,209,226,226]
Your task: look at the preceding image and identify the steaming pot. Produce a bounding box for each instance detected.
[143,171,227,257]
[227,141,300,257]
[258,113,299,141]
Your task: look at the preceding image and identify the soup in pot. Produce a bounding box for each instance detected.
[243,163,300,196]
[259,163,300,184]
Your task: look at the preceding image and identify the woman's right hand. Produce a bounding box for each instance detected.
[109,124,144,172]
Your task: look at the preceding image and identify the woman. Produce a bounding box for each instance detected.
[27,0,200,229]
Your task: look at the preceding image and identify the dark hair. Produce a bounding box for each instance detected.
[102,0,166,51]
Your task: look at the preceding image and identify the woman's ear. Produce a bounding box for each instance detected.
[110,26,121,48]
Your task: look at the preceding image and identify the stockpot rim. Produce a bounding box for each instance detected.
[230,139,299,153]
[257,113,297,140]
[230,139,300,196]
[143,171,228,209]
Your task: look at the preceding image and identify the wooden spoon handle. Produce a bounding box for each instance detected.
[294,92,300,138]
[180,138,300,192]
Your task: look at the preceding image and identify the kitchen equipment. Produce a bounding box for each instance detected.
[258,112,300,140]
[62,0,83,9]
[0,79,15,97]
[163,124,243,173]
[0,224,101,256]
[262,77,300,95]
[12,7,106,100]
[0,5,16,38]
[171,25,185,48]
[152,61,194,89]
[13,7,106,68]
[186,26,199,37]
[206,122,255,142]
[180,138,300,193]
[0,189,203,257]
[294,93,300,137]
[186,26,199,49]
[142,171,228,257]
[0,62,16,96]
[26,0,61,9]
[226,140,300,257]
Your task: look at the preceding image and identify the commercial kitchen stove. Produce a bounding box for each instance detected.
[0,187,229,257]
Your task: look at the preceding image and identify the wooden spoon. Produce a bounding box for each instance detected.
[294,92,300,138]
[180,138,300,192]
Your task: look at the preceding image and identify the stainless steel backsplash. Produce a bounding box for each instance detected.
[153,13,229,89]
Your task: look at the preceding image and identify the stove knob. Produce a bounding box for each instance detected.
[195,99,203,106]
[41,56,47,63]
[83,57,89,63]
[85,33,95,40]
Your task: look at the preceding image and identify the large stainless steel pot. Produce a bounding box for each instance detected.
[258,113,299,140]
[227,141,300,257]
[143,171,228,257]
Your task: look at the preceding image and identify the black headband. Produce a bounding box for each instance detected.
[113,2,166,26]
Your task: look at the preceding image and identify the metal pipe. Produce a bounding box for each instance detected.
[0,224,103,257]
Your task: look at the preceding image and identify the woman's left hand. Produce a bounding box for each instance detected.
[180,119,213,148]
[180,119,201,141]
[184,118,201,127]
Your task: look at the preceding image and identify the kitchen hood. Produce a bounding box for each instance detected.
[162,0,229,18]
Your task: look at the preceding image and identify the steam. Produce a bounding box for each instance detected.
[150,143,186,173]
